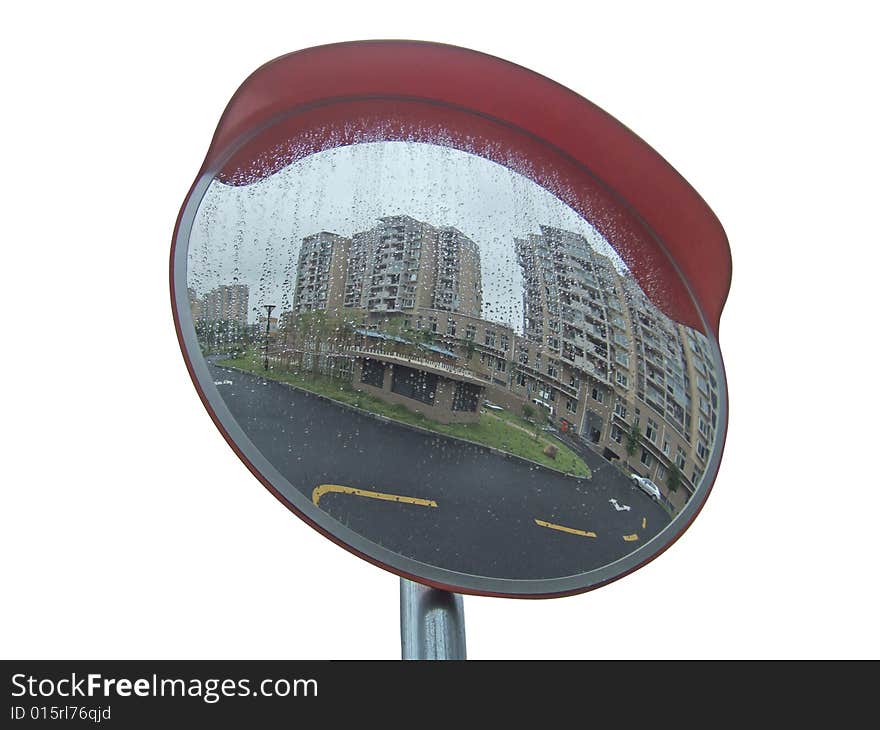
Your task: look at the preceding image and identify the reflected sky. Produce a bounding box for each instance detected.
[188,141,627,329]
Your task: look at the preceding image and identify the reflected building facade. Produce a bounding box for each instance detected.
[279,216,718,510]
[292,215,482,318]
[189,283,249,325]
[510,226,720,506]
[293,232,351,313]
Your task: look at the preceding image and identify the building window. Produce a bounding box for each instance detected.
[465,325,476,341]
[516,370,527,387]
[500,334,509,352]
[452,382,481,412]
[485,330,496,348]
[548,361,558,378]
[663,440,670,456]
[615,350,630,367]
[429,317,438,333]
[519,350,529,365]
[640,448,653,467]
[646,418,658,444]
[591,387,604,404]
[446,319,456,337]
[698,417,709,437]
[611,424,622,443]
[391,365,437,405]
[566,398,577,414]
[676,446,686,470]
[496,359,507,373]
[616,370,628,387]
[614,398,627,419]
[656,464,667,481]
[360,358,385,388]
[697,441,708,460]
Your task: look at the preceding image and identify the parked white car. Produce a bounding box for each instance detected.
[631,474,662,500]
[531,398,556,417]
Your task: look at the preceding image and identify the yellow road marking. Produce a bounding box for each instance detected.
[535,519,596,539]
[642,517,647,529]
[623,534,639,542]
[312,484,437,509]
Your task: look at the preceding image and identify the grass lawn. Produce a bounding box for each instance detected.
[216,349,591,478]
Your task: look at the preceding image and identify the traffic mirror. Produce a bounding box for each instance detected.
[171,41,730,657]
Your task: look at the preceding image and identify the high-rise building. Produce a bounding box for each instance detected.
[293,232,351,313]
[516,226,617,383]
[513,225,720,504]
[343,229,372,309]
[201,284,249,325]
[433,226,482,316]
[362,215,439,314]
[293,215,482,319]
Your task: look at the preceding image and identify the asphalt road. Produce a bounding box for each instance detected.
[209,364,671,580]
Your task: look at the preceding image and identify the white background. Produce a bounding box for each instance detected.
[2,2,878,659]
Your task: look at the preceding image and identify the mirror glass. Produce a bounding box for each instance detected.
[180,139,725,587]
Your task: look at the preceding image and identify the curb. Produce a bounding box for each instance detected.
[215,363,591,483]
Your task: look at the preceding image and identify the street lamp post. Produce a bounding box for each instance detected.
[262,304,275,370]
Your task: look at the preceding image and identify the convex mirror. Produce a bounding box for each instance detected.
[172,41,731,597]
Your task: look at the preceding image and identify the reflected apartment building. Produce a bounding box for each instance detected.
[293,215,482,318]
[510,226,720,507]
[284,216,718,509]
[189,283,253,353]
[287,216,486,425]
[189,283,250,325]
[292,232,351,313]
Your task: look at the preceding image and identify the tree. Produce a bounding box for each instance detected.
[304,311,328,375]
[462,339,476,361]
[194,318,249,356]
[521,403,542,441]
[379,316,407,338]
[667,463,682,493]
[285,311,334,375]
[625,420,641,462]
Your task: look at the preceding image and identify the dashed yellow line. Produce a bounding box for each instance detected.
[312,484,437,508]
[642,517,647,529]
[535,519,596,539]
[623,534,639,542]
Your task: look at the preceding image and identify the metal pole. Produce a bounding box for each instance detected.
[400,578,466,660]
[262,304,275,370]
